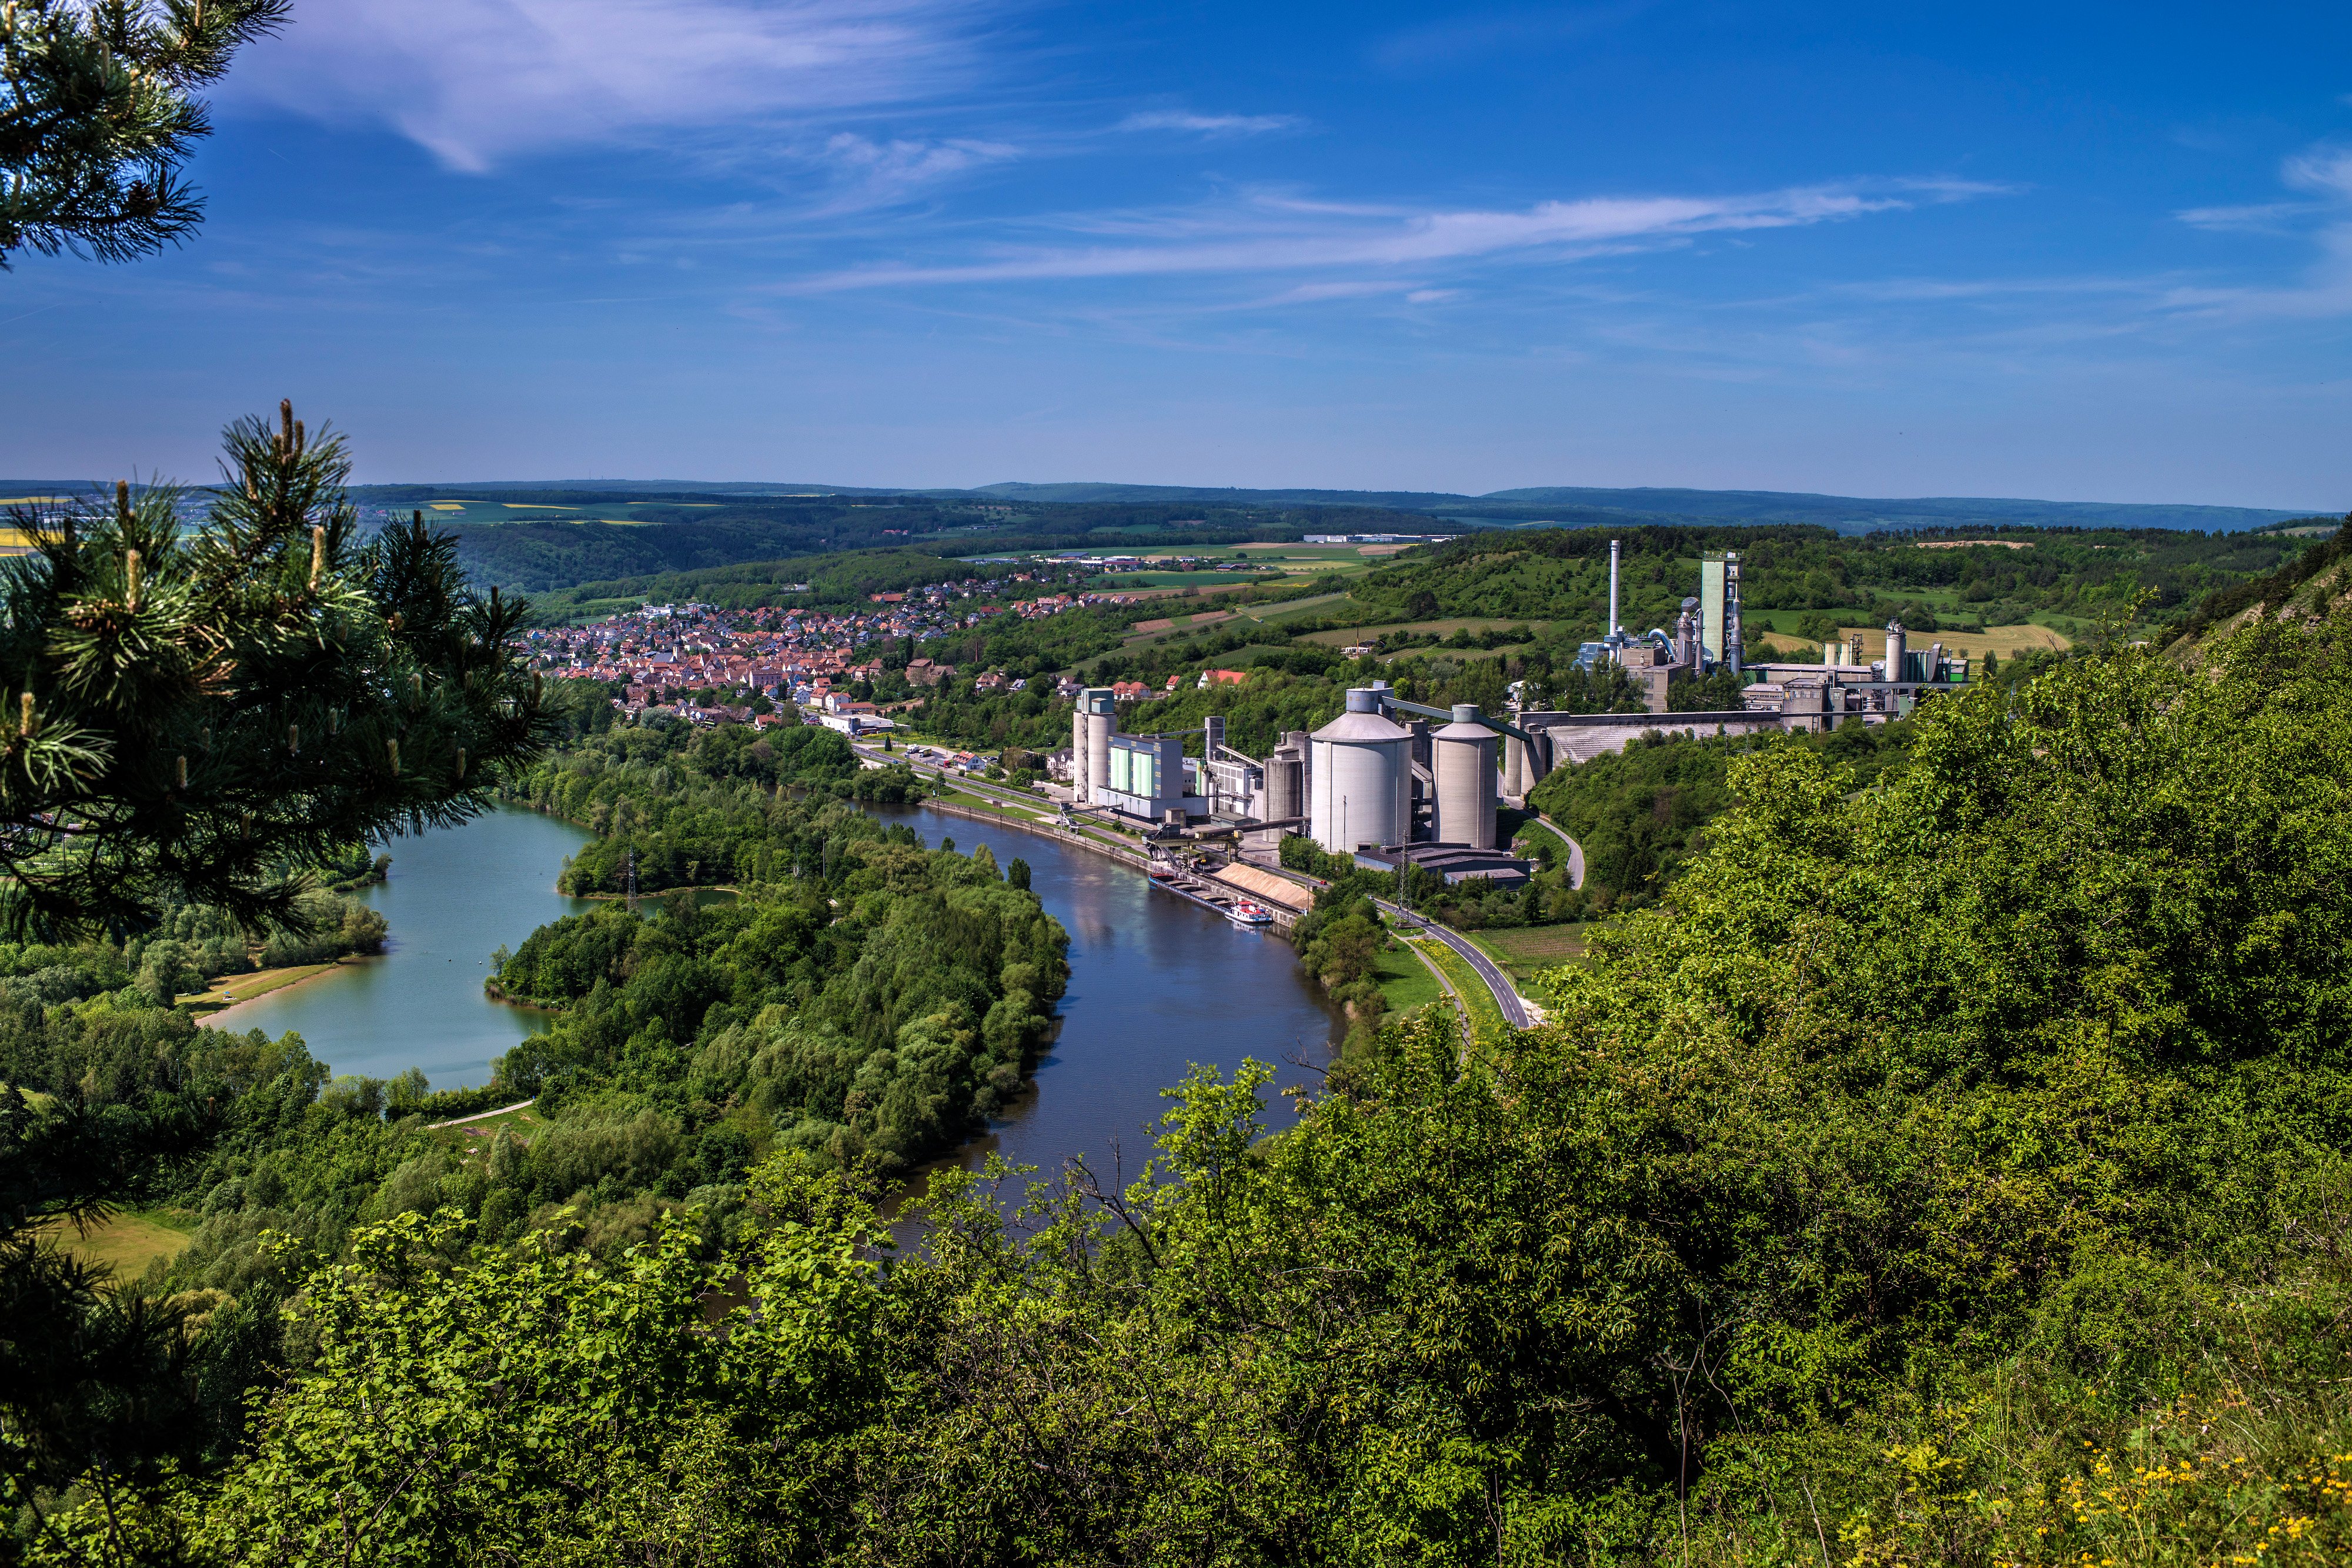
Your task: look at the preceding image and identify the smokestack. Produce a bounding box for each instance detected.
[1608,539,1621,637]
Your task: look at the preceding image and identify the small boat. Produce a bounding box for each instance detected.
[1228,901,1274,926]
[1148,865,1178,882]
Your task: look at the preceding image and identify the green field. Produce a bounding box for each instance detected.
[1469,924,1591,988]
[1406,934,1507,1045]
[39,1208,196,1282]
[405,499,699,526]
[430,1102,552,1148]
[1372,942,1445,1014]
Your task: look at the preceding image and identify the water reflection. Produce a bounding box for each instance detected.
[874,804,1342,1187]
[204,807,595,1088]
[205,800,1344,1188]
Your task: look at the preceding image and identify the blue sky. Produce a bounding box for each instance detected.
[5,1,2350,507]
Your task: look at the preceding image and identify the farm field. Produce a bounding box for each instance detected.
[1753,621,2076,660]
[38,1208,195,1282]
[1469,924,1591,987]
[1227,591,1355,627]
[406,499,709,526]
[1230,544,1387,576]
[430,1101,553,1149]
[1103,570,1282,589]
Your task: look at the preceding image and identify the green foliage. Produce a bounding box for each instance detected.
[24,612,2352,1564]
[193,1179,886,1568]
[0,0,289,265]
[1529,716,1917,900]
[0,405,552,937]
[493,830,1068,1169]
[499,718,921,896]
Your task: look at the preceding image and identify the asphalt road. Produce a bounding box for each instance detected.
[1373,898,1531,1029]
[1518,814,1585,890]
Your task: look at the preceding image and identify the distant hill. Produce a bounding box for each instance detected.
[349,479,2331,536]
[13,476,2327,542]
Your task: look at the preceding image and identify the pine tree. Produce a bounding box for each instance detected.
[0,400,556,937]
[1,0,289,265]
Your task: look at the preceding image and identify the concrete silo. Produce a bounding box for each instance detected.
[1265,731,1307,824]
[1075,688,1117,800]
[1432,703,1499,849]
[1309,691,1413,854]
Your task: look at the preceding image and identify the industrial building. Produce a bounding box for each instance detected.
[1575,540,1743,690]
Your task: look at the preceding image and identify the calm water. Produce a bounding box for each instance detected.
[207,801,1343,1174]
[204,807,596,1088]
[878,804,1342,1181]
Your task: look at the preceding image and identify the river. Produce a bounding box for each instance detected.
[209,803,1342,1174]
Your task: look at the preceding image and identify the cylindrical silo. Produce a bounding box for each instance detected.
[1432,704,1499,849]
[1502,731,1527,800]
[1265,740,1304,823]
[1309,690,1413,854]
[1883,624,1906,686]
[1080,688,1117,795]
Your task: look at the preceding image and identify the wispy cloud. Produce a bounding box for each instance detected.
[1371,3,1650,71]
[814,133,1018,209]
[787,178,2002,292]
[2166,142,2352,319]
[1115,110,1301,138]
[2175,201,2321,232]
[228,0,990,172]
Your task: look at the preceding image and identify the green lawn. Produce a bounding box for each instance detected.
[1408,935,1509,1046]
[39,1208,196,1282]
[1371,942,1445,1014]
[430,1102,552,1149]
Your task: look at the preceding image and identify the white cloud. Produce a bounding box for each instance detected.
[1115,110,1301,138]
[228,0,987,172]
[2175,201,2321,232]
[817,133,1018,208]
[2166,142,2352,319]
[787,179,2000,292]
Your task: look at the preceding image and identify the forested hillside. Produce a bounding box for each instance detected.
[18,599,2346,1566]
[355,488,1443,595]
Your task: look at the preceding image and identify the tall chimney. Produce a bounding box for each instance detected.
[1608,539,1621,638]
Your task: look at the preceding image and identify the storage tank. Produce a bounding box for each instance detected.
[1079,688,1117,795]
[1309,691,1413,854]
[1432,704,1499,849]
[1265,736,1305,823]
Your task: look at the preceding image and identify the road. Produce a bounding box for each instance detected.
[1517,814,1585,890]
[1372,898,1531,1029]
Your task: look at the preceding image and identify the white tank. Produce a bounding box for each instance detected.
[1883,623,1907,685]
[1080,688,1116,794]
[1432,704,1498,849]
[1309,691,1412,853]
